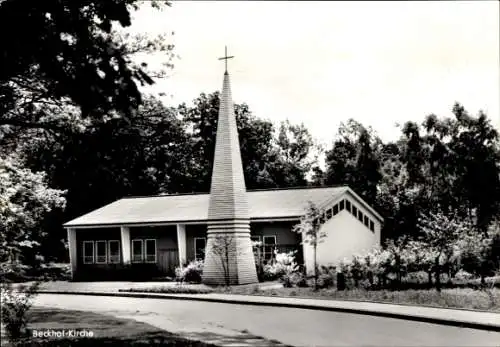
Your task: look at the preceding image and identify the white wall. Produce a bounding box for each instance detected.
[303,194,381,275]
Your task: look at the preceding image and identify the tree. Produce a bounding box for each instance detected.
[456,221,500,286]
[179,92,318,191]
[417,211,472,291]
[0,153,66,274]
[323,120,382,205]
[206,234,241,287]
[447,104,500,231]
[292,201,326,290]
[17,96,190,261]
[0,0,174,131]
[272,120,318,187]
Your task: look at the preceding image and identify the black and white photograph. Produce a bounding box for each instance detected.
[1,0,499,346]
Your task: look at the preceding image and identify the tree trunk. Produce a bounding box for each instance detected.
[313,244,318,291]
[434,258,441,292]
[368,271,374,288]
[225,244,230,287]
[337,272,346,291]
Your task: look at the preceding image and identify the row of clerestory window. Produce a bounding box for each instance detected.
[320,199,375,232]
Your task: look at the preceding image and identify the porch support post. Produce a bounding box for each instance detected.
[67,228,77,279]
[121,226,131,265]
[301,230,314,276]
[176,224,187,266]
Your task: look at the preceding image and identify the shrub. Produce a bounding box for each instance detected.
[120,286,213,294]
[1,282,40,340]
[0,261,30,283]
[263,250,299,281]
[175,260,204,284]
[403,271,430,284]
[281,272,306,288]
[316,273,334,289]
[32,263,72,281]
[454,269,475,282]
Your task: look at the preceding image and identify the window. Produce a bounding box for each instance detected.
[358,210,364,222]
[364,216,369,227]
[333,205,339,216]
[339,200,345,211]
[95,240,107,264]
[145,239,157,263]
[352,205,358,217]
[326,208,332,220]
[108,240,120,263]
[369,220,375,232]
[83,241,94,264]
[194,238,206,261]
[345,200,351,212]
[131,239,143,263]
[319,213,325,224]
[263,235,276,261]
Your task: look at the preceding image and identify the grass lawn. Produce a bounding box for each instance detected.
[2,307,215,346]
[218,286,500,312]
[119,282,500,312]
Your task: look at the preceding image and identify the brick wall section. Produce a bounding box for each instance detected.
[203,71,258,285]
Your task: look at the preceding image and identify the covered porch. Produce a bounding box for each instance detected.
[66,224,192,281]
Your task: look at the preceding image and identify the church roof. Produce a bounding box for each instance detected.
[63,186,384,228]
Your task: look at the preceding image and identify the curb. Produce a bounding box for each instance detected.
[35,290,500,332]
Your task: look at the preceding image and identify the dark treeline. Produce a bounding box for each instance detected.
[5,95,500,263]
[0,0,499,265]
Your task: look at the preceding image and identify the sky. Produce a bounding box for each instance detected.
[128,0,499,146]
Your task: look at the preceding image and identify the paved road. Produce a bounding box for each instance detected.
[33,294,500,347]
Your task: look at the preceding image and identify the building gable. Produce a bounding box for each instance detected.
[317,189,382,234]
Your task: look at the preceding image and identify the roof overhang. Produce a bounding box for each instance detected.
[64,216,301,229]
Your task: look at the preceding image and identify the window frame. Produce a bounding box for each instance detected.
[369,220,375,232]
[333,204,339,216]
[108,240,121,264]
[358,210,364,222]
[144,239,157,263]
[345,200,351,213]
[194,237,206,261]
[82,241,94,264]
[352,205,358,217]
[95,240,107,264]
[364,216,370,227]
[263,235,277,261]
[131,239,144,263]
[339,200,345,211]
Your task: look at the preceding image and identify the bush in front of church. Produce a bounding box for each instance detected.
[263,250,300,283]
[175,260,204,284]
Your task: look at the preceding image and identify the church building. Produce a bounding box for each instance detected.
[64,49,383,283]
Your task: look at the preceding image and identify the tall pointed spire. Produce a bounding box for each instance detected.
[202,48,258,285]
[207,61,248,221]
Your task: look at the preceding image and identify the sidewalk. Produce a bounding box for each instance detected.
[35,287,500,332]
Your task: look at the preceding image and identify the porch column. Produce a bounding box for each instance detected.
[301,231,314,276]
[176,224,187,266]
[120,226,131,265]
[67,228,77,279]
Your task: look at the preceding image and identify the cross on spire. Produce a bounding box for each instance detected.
[218,46,234,74]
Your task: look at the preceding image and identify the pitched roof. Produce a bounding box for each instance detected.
[64,186,360,228]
